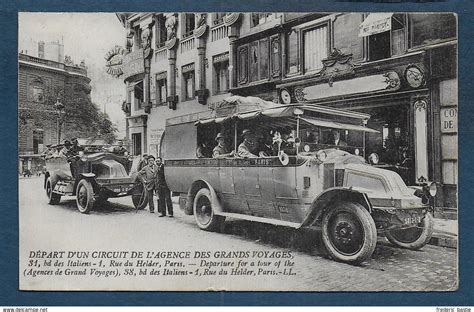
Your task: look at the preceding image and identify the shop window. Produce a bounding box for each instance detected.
[303,24,329,73]
[250,13,272,28]
[409,13,456,48]
[155,72,167,105]
[133,81,144,109]
[365,14,406,61]
[33,129,44,154]
[286,29,299,75]
[213,53,229,94]
[32,86,44,102]
[213,13,226,26]
[155,15,167,48]
[183,14,195,39]
[182,63,195,101]
[238,38,269,84]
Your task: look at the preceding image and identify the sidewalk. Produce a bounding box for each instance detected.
[431,217,458,249]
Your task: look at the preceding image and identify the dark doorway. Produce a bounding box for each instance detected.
[132,133,142,156]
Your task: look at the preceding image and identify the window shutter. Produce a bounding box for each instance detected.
[249,41,259,82]
[259,38,269,80]
[238,45,248,85]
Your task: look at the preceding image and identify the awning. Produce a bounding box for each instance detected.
[300,117,379,133]
[358,13,393,37]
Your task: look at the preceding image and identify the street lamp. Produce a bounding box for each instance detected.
[54,97,65,144]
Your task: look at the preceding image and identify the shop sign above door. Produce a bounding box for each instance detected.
[293,71,400,102]
[105,46,125,78]
[122,49,145,80]
[440,107,458,133]
[359,13,393,37]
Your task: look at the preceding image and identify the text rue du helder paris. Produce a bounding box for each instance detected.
[25,250,296,278]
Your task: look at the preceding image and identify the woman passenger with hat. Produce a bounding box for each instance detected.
[212,133,235,159]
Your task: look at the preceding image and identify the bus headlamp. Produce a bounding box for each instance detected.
[355,148,360,156]
[304,144,310,152]
[317,151,327,162]
[368,153,379,165]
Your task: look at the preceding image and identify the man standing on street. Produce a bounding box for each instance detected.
[155,157,173,217]
[138,155,157,213]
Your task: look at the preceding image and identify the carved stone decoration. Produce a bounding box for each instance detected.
[319,48,355,85]
[414,99,427,112]
[141,27,153,59]
[165,13,178,41]
[384,71,401,90]
[121,101,131,116]
[64,55,73,66]
[224,13,241,26]
[79,60,86,68]
[125,29,134,52]
[294,87,307,102]
[194,14,209,39]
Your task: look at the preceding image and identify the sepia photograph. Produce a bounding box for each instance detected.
[18,11,458,291]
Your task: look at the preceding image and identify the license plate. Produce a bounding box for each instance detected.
[403,216,422,225]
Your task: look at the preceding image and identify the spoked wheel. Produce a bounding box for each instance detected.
[45,177,61,205]
[322,202,377,264]
[76,179,95,214]
[386,212,434,250]
[193,188,224,231]
[132,182,148,210]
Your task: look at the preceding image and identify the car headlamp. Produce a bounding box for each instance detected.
[304,144,310,152]
[316,150,327,162]
[428,182,437,197]
[368,153,379,165]
[354,148,360,156]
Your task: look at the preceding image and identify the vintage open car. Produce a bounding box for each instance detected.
[161,96,436,264]
[43,140,148,213]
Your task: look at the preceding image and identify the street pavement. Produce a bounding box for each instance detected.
[19,176,457,291]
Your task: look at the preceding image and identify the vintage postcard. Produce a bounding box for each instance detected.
[18,12,458,291]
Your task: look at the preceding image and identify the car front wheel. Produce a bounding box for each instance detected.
[322,202,377,264]
[132,182,148,210]
[45,177,61,205]
[76,179,95,214]
[385,212,434,250]
[193,188,224,231]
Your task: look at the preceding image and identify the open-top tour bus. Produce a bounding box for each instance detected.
[162,96,436,264]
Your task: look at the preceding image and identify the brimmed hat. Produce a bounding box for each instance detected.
[242,129,254,136]
[147,155,155,160]
[215,132,225,141]
[63,140,71,147]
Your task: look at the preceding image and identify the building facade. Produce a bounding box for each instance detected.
[117,12,457,211]
[18,43,91,174]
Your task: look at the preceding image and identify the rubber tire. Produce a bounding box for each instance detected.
[76,179,95,214]
[45,177,61,205]
[385,212,434,250]
[132,182,148,210]
[193,188,225,232]
[322,202,377,264]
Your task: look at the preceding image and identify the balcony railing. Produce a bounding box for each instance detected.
[211,23,228,42]
[180,36,195,53]
[18,53,87,77]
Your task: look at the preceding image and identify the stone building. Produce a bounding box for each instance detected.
[18,41,91,174]
[116,13,457,212]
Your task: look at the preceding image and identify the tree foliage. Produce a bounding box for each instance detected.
[43,84,117,143]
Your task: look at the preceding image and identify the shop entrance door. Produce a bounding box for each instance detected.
[132,133,142,156]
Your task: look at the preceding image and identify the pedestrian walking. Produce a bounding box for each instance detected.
[138,155,158,213]
[155,157,173,217]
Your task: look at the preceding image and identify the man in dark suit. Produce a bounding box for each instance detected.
[155,157,173,217]
[331,129,348,147]
[138,155,157,213]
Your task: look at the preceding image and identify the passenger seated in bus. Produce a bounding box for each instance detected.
[272,130,296,155]
[329,129,347,147]
[212,133,235,159]
[196,142,211,158]
[237,129,259,158]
